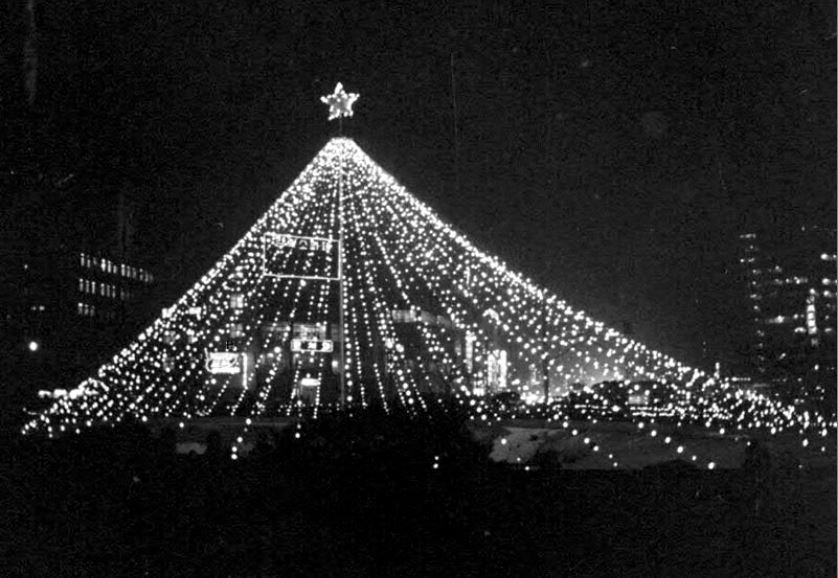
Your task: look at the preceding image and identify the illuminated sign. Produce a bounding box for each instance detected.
[487,349,508,391]
[293,322,327,341]
[205,351,242,374]
[263,233,339,279]
[291,339,334,353]
[465,331,476,373]
[391,309,452,328]
[266,233,334,254]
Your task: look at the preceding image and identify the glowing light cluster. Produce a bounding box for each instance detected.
[24,137,834,468]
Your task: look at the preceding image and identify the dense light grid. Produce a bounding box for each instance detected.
[24,138,835,466]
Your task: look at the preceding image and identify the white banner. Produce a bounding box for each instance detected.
[291,339,334,353]
[205,351,242,374]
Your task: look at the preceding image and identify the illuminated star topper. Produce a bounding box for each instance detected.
[320,82,359,121]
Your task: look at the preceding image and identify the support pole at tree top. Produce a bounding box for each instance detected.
[320,81,359,408]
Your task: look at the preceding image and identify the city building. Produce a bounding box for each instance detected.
[737,227,836,402]
[0,187,156,413]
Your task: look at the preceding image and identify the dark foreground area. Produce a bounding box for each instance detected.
[1,408,835,577]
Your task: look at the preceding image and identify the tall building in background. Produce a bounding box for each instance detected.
[0,185,156,416]
[737,227,836,403]
[0,2,159,421]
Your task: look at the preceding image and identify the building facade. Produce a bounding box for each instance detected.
[0,187,156,419]
[737,227,837,404]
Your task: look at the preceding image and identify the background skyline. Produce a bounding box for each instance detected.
[3,0,836,371]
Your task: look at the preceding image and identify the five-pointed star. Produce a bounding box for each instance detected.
[320,82,359,121]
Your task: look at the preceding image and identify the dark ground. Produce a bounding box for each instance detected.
[1,408,835,577]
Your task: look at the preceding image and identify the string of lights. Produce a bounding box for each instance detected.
[23,137,834,467]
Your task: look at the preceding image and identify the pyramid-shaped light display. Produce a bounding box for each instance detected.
[25,138,831,462]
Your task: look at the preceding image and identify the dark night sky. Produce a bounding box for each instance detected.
[20,0,838,370]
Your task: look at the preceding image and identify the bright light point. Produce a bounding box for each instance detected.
[802,439,809,447]
[320,82,360,121]
[650,430,657,437]
[664,436,671,444]
[676,445,684,454]
[501,438,507,445]
[707,462,716,470]
[28,340,39,352]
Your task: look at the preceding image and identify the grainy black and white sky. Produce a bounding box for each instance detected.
[11,0,837,370]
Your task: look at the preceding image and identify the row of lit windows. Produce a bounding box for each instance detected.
[79,253,154,283]
[764,313,805,325]
[793,326,834,336]
[77,302,119,321]
[78,278,136,300]
[754,277,809,287]
[77,302,95,317]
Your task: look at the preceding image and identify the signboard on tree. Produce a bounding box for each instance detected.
[291,339,334,353]
[263,233,339,279]
[205,351,242,374]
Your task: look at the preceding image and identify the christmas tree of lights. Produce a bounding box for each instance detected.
[25,84,833,467]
